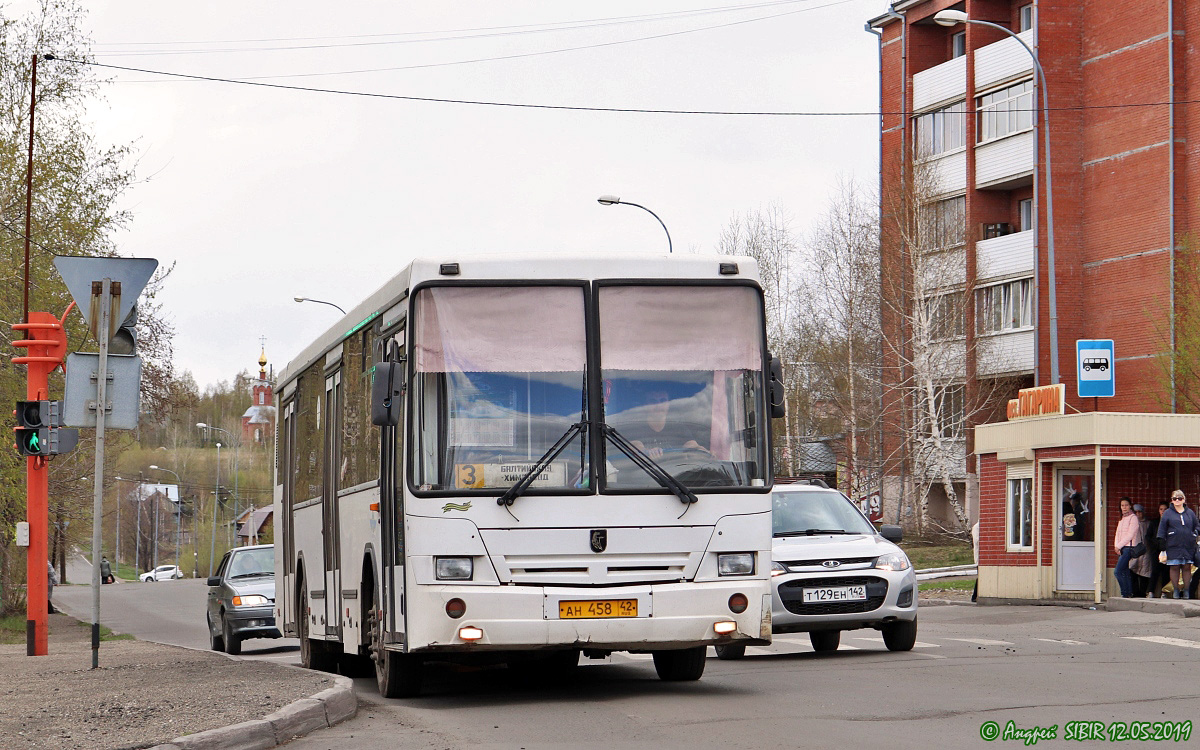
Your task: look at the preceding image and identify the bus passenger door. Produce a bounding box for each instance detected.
[323,372,343,638]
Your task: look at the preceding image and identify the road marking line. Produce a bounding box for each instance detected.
[945,638,1012,646]
[1123,635,1200,649]
[852,636,939,648]
[1034,638,1088,645]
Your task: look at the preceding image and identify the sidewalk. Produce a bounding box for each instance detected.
[0,612,355,750]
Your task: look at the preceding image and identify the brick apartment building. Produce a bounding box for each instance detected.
[868,0,1200,601]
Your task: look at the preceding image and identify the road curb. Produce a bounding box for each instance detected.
[1105,596,1200,618]
[147,675,357,750]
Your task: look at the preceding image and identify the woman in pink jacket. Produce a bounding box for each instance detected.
[1113,496,1143,598]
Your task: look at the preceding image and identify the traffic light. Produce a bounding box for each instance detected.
[16,400,50,455]
[14,400,78,456]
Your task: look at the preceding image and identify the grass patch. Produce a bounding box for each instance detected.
[919,578,976,591]
[900,543,974,570]
[0,613,134,643]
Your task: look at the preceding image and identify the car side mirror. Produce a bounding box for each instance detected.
[879,524,903,543]
[371,360,405,426]
[768,354,786,419]
[206,576,221,587]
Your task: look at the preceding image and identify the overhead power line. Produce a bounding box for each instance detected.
[50,57,1200,117]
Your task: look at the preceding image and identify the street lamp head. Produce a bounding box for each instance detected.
[933,9,969,26]
[294,297,306,303]
[196,422,207,429]
[216,442,222,448]
[150,465,160,470]
[597,195,621,206]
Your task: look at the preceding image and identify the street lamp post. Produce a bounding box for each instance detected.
[597,195,673,254]
[198,423,239,554]
[209,442,220,576]
[933,9,1060,384]
[294,296,346,314]
[149,465,183,577]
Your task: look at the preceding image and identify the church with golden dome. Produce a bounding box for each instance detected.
[240,346,276,445]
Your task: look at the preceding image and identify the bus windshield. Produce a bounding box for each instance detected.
[410,285,589,492]
[600,285,767,491]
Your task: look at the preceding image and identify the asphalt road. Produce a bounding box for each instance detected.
[55,552,301,663]
[53,561,1200,749]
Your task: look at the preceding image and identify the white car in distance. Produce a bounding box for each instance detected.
[140,564,184,582]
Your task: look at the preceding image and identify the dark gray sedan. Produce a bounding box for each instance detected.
[206,544,281,655]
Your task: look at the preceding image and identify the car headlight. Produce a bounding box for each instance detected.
[232,595,269,607]
[718,553,755,576]
[771,561,788,577]
[874,552,911,572]
[435,556,474,581]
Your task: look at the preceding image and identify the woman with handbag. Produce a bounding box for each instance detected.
[1113,497,1142,598]
[1156,490,1200,599]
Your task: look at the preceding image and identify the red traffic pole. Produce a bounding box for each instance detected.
[12,307,70,656]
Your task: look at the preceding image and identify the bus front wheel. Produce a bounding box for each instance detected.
[370,596,422,698]
[652,646,707,681]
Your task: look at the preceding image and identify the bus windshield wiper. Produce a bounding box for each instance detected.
[604,425,698,505]
[497,421,587,507]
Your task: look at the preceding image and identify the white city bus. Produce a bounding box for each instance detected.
[274,254,784,697]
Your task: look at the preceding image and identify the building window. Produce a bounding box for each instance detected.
[977,278,1033,334]
[925,292,965,340]
[1018,198,1033,232]
[920,195,966,248]
[1018,4,1034,32]
[1007,477,1033,549]
[978,80,1033,142]
[923,383,965,438]
[916,101,966,158]
[951,31,966,59]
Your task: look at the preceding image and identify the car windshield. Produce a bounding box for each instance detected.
[228,548,274,578]
[772,489,877,536]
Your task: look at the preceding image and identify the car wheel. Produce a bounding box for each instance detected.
[222,614,242,656]
[809,631,841,652]
[207,613,225,652]
[652,646,707,681]
[369,591,422,698]
[714,643,747,660]
[882,618,918,652]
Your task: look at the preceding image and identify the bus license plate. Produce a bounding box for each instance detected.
[559,599,638,619]
[803,585,867,603]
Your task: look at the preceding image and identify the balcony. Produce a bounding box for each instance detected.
[914,55,966,111]
[975,30,1035,92]
[977,329,1035,376]
[976,130,1034,189]
[976,230,1034,283]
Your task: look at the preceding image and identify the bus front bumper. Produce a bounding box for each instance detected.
[403,580,772,653]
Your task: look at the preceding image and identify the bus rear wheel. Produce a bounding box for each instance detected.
[652,646,707,681]
[369,595,422,698]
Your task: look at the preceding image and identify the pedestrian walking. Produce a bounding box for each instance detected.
[1156,490,1200,599]
[1113,497,1142,598]
[47,560,59,614]
[100,556,114,584]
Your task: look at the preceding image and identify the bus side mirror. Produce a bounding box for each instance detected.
[371,361,405,426]
[768,354,786,419]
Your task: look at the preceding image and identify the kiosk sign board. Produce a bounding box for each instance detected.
[1076,339,1115,398]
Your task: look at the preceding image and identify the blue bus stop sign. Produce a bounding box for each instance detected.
[1077,339,1114,398]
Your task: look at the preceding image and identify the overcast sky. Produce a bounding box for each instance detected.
[28,0,885,389]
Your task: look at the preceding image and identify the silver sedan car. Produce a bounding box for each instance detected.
[206,544,281,655]
[715,482,918,659]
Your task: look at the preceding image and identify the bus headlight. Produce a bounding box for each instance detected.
[435,557,474,581]
[718,553,755,576]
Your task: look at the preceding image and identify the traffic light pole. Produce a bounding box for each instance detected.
[11,307,70,656]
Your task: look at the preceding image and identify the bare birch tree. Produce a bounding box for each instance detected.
[803,177,882,505]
